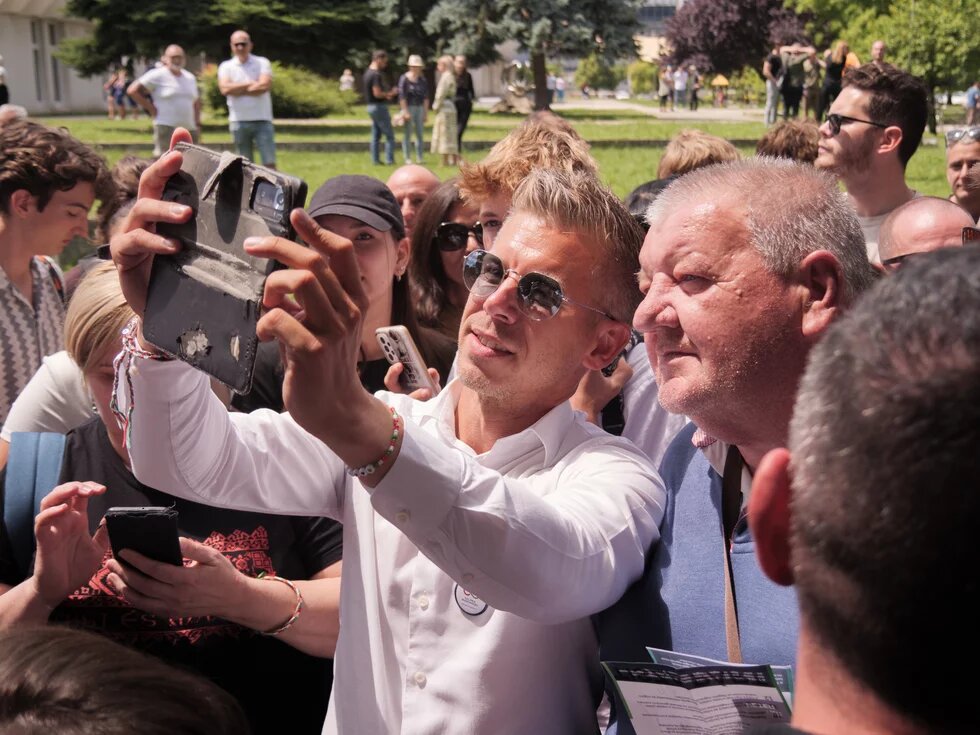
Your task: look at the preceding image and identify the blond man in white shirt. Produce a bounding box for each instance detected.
[108,129,665,734]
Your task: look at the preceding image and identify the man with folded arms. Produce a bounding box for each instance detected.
[110,131,665,734]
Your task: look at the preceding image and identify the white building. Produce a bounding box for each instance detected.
[0,0,105,114]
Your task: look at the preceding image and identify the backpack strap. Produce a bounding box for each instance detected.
[4,432,67,579]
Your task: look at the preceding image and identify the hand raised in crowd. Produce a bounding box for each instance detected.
[383,362,442,401]
[105,537,250,619]
[109,128,194,320]
[570,359,634,425]
[32,482,110,609]
[244,213,396,470]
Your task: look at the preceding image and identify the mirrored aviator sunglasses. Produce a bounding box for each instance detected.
[945,127,980,147]
[434,221,483,251]
[462,249,615,321]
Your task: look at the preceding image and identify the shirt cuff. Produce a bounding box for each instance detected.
[366,422,464,537]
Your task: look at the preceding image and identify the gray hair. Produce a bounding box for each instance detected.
[646,157,877,303]
[512,168,645,323]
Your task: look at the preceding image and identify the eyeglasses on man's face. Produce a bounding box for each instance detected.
[825,113,888,136]
[232,42,249,49]
[434,220,502,252]
[462,249,615,321]
[946,127,980,147]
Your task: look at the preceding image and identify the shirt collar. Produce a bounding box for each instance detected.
[418,379,573,466]
[691,427,752,505]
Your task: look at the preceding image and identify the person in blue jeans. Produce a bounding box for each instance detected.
[364,50,398,165]
[398,55,429,164]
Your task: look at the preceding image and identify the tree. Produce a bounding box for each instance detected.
[663,0,807,77]
[59,0,383,77]
[789,0,980,132]
[424,0,643,110]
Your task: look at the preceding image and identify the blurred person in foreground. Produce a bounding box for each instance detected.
[0,626,248,735]
[749,246,980,735]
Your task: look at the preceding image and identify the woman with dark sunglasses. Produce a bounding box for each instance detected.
[408,178,487,340]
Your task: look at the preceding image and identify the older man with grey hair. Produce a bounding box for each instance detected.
[878,195,975,270]
[598,159,877,713]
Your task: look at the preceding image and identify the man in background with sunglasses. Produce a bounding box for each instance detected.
[945,126,980,222]
[110,135,666,734]
[815,63,928,264]
[218,30,276,169]
[878,196,975,270]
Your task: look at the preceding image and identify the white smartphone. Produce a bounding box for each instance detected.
[375,325,440,394]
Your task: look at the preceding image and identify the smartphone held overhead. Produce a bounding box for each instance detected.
[142,144,307,393]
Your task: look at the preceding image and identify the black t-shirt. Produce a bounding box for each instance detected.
[455,70,475,104]
[767,53,783,79]
[363,67,388,103]
[0,419,343,735]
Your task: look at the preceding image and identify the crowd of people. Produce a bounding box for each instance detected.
[1,39,980,735]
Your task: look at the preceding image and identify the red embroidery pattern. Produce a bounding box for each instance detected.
[54,526,277,647]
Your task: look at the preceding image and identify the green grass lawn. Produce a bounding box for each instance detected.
[42,109,951,201]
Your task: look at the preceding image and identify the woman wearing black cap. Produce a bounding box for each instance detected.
[304,175,455,394]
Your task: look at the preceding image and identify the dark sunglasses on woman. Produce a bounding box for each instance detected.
[434,219,503,251]
[462,249,616,321]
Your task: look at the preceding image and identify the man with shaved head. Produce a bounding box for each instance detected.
[878,196,974,270]
[128,45,200,157]
[218,30,276,168]
[386,164,440,238]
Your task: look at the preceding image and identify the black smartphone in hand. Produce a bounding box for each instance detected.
[105,506,182,567]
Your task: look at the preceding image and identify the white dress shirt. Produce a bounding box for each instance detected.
[116,358,666,735]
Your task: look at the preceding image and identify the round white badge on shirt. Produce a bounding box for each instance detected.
[454,584,489,616]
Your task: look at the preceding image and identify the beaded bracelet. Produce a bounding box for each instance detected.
[110,316,173,449]
[346,406,402,477]
[258,574,305,636]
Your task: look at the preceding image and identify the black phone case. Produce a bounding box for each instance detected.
[105,506,182,566]
[144,143,307,393]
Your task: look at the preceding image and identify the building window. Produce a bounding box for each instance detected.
[31,20,46,102]
[48,23,65,102]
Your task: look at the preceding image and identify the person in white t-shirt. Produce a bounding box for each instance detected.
[217,30,276,168]
[671,66,689,108]
[128,45,200,157]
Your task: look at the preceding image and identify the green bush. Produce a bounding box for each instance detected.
[628,60,658,96]
[575,54,624,91]
[200,62,359,119]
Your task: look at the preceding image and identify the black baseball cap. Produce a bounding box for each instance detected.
[307,175,405,239]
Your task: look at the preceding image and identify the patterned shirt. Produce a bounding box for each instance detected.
[0,257,65,423]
